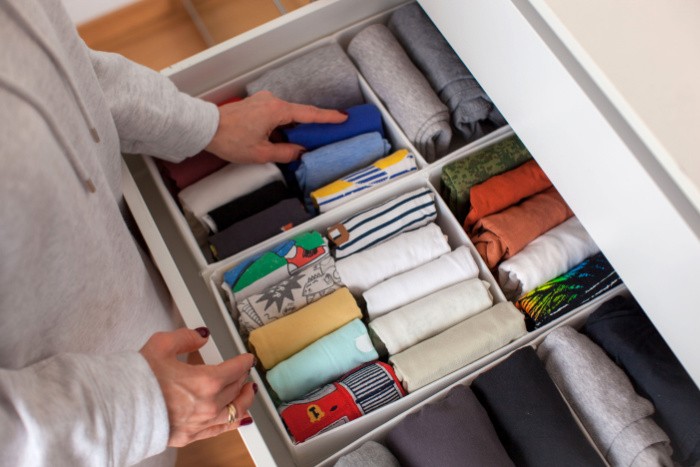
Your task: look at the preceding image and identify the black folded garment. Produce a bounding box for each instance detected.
[205,181,293,232]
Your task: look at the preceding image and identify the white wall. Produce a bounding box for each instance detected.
[61,0,138,24]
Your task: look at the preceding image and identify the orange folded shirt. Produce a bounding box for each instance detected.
[470,187,573,269]
[464,160,552,228]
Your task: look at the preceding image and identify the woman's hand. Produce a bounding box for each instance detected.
[140,327,257,447]
[205,91,347,164]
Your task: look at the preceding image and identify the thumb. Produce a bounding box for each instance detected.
[260,142,305,163]
[162,327,209,356]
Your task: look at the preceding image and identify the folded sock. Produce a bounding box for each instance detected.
[335,223,450,296]
[328,187,437,260]
[538,326,673,467]
[248,287,361,369]
[311,149,418,213]
[347,24,452,161]
[335,441,400,467]
[159,151,228,191]
[282,103,384,151]
[369,278,493,355]
[267,319,379,401]
[245,42,364,109]
[363,245,479,319]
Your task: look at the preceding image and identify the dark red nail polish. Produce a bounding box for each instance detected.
[240,417,253,426]
[251,355,258,367]
[253,383,258,394]
[195,327,210,338]
[338,110,349,116]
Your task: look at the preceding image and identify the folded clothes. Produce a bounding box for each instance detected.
[516,252,622,330]
[471,347,605,467]
[441,135,531,221]
[538,326,673,467]
[178,162,284,221]
[203,181,292,233]
[236,256,342,335]
[498,217,600,300]
[584,295,700,466]
[470,187,574,269]
[464,160,552,228]
[335,223,450,296]
[246,42,364,110]
[369,278,493,356]
[223,231,329,300]
[347,24,451,161]
[248,287,360,369]
[295,132,391,202]
[267,319,378,401]
[390,302,526,392]
[282,103,385,151]
[311,149,418,213]
[279,362,404,443]
[335,441,400,467]
[388,3,502,142]
[159,151,228,191]
[328,187,437,260]
[386,385,514,467]
[364,245,479,319]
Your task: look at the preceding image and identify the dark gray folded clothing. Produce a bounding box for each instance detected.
[245,42,364,110]
[347,23,451,162]
[538,326,674,467]
[584,295,700,466]
[335,441,400,467]
[472,347,605,467]
[388,3,502,141]
[209,198,310,260]
[385,385,514,467]
[204,181,292,232]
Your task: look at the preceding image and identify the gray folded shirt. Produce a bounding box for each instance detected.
[335,441,400,467]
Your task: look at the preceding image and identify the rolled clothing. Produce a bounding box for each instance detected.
[464,159,552,227]
[584,295,700,466]
[498,217,600,300]
[388,3,501,142]
[236,256,342,335]
[159,150,228,191]
[328,187,437,260]
[267,319,379,401]
[335,223,450,296]
[178,162,284,221]
[364,245,479,319]
[347,23,452,162]
[248,287,361,370]
[385,385,514,467]
[280,362,405,443]
[471,347,606,467]
[282,103,385,151]
[538,326,674,467]
[245,42,364,109]
[516,251,622,330]
[441,135,531,221]
[470,187,574,269]
[389,302,526,392]
[369,278,493,356]
[311,149,418,213]
[335,441,400,467]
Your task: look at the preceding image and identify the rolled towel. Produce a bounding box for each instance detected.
[498,217,600,300]
[245,42,364,109]
[369,278,493,355]
[267,319,378,401]
[335,223,450,296]
[282,103,385,151]
[335,441,400,467]
[470,187,574,269]
[248,287,361,369]
[311,149,418,213]
[538,326,674,467]
[388,3,502,141]
[471,347,606,467]
[328,187,437,260]
[159,150,228,191]
[347,24,451,161]
[389,302,526,392]
[236,255,342,335]
[385,385,515,467]
[364,245,479,319]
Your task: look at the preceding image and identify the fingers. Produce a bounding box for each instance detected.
[210,382,255,426]
[257,142,306,163]
[143,328,208,358]
[281,102,348,125]
[212,353,256,386]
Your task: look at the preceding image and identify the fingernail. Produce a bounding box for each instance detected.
[251,355,258,368]
[338,110,349,116]
[195,327,210,338]
[240,417,253,426]
[253,383,258,394]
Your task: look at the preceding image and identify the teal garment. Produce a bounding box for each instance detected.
[267,319,378,402]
